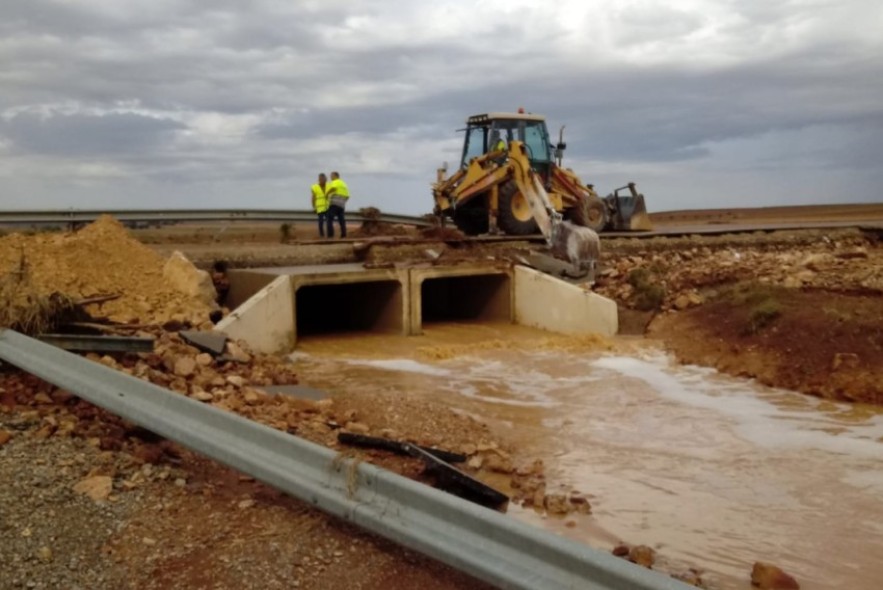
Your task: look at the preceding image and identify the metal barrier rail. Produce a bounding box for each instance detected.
[0,329,690,590]
[0,209,433,227]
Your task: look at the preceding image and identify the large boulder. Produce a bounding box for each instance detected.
[163,251,218,309]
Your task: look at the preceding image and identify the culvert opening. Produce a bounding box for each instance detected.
[295,281,403,336]
[421,274,511,323]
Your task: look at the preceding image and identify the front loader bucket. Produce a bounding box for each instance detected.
[605,185,653,231]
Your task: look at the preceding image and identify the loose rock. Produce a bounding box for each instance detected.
[751,562,800,589]
[72,475,113,502]
[192,390,214,402]
[629,545,656,568]
[37,546,53,563]
[612,544,630,557]
[173,357,197,378]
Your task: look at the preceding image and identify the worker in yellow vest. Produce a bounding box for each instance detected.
[489,130,506,152]
[310,173,329,238]
[325,171,350,238]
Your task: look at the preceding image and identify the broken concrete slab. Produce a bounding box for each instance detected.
[180,330,228,356]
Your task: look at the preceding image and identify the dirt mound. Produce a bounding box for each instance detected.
[650,284,883,404]
[351,207,416,238]
[0,216,216,326]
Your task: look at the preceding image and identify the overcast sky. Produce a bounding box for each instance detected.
[1,0,881,214]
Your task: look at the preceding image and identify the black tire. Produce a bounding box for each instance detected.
[452,208,489,236]
[569,196,608,232]
[498,181,539,235]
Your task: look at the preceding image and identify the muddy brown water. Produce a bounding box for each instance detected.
[292,323,883,590]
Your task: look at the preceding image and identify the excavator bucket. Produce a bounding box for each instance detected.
[528,172,600,276]
[604,183,652,231]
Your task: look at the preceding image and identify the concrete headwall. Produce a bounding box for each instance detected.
[513,266,618,337]
[215,275,295,354]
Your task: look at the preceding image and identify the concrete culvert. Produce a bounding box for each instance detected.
[420,274,511,323]
[295,281,403,336]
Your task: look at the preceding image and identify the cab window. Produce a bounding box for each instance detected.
[523,121,551,161]
[462,127,487,166]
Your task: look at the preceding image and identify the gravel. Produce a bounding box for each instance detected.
[0,412,140,590]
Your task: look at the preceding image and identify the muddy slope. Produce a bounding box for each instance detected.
[650,284,883,405]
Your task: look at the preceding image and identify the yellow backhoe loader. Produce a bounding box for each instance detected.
[435,137,602,274]
[432,111,652,237]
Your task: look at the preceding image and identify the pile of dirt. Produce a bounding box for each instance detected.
[352,208,415,238]
[0,216,217,326]
[650,284,883,404]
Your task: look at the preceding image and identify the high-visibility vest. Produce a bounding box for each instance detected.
[328,178,350,199]
[494,139,506,151]
[311,183,329,213]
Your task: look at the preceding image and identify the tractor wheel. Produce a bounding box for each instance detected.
[452,208,489,236]
[498,181,539,235]
[569,196,608,233]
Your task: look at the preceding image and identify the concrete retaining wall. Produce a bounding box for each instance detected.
[513,266,618,337]
[215,275,295,354]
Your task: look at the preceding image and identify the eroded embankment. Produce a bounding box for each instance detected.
[649,284,883,405]
[595,228,883,405]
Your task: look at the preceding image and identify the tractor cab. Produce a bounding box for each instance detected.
[460,112,554,175]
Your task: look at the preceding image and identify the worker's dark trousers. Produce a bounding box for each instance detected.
[317,212,328,238]
[327,205,346,238]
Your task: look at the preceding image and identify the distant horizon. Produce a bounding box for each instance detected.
[1,200,881,218]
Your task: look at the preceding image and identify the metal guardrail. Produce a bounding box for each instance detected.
[0,209,433,227]
[0,329,690,590]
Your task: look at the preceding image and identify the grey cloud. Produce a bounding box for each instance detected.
[611,4,706,45]
[1,112,185,156]
[256,48,883,168]
[1,0,882,213]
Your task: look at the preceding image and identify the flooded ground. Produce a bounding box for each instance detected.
[293,323,883,590]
